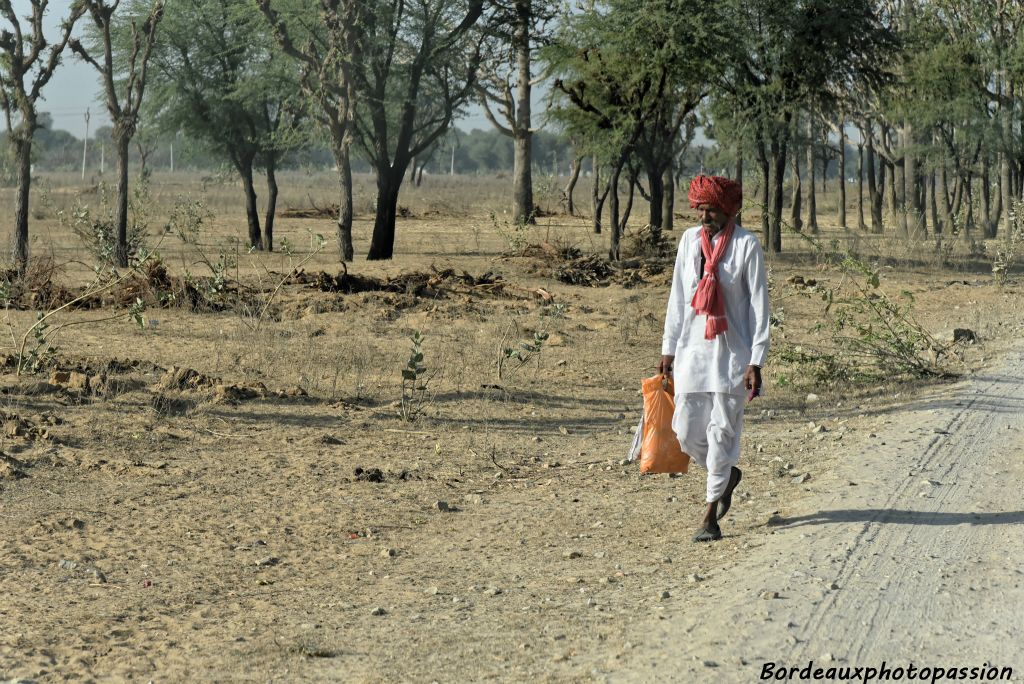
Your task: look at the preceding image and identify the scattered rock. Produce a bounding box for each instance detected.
[370,607,387,616]
[828,582,840,590]
[760,591,779,600]
[487,587,503,596]
[953,328,978,344]
[821,652,835,662]
[434,500,451,512]
[380,548,397,558]
[792,473,811,484]
[702,660,719,668]
[255,556,279,567]
[563,550,583,560]
[660,590,671,600]
[463,494,483,505]
[58,559,78,571]
[805,393,820,405]
[687,573,703,583]
[354,467,385,483]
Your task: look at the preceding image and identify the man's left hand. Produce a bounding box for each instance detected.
[743,365,762,398]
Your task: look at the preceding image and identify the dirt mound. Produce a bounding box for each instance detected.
[290,266,553,302]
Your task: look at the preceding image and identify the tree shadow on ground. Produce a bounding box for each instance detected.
[771,508,1024,528]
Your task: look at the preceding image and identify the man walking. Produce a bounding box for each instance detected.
[658,175,770,542]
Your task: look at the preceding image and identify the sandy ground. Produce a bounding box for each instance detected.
[0,193,1022,682]
[602,338,1024,682]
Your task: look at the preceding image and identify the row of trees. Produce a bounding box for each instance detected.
[551,0,1024,258]
[3,0,1023,270]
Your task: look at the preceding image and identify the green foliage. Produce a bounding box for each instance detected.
[490,211,532,254]
[400,331,431,421]
[60,180,151,267]
[787,228,957,381]
[993,199,1024,285]
[498,324,548,382]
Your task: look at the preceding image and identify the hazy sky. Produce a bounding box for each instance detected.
[4,0,107,136]
[6,0,500,139]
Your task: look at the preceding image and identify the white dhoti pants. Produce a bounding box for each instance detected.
[672,392,745,502]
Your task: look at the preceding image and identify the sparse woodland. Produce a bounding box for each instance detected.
[0,1,1023,680]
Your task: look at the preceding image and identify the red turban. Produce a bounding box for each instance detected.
[688,175,743,217]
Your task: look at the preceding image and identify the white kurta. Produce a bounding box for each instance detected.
[661,224,770,503]
[661,224,771,395]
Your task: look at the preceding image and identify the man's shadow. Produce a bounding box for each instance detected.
[770,509,1024,528]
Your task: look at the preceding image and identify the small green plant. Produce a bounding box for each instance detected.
[497,321,549,381]
[60,180,150,266]
[400,331,430,421]
[166,193,214,243]
[780,216,956,379]
[993,199,1024,285]
[491,210,532,254]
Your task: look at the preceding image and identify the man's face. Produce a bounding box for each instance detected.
[697,204,729,232]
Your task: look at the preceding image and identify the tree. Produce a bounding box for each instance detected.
[548,0,726,259]
[712,0,897,252]
[149,0,302,251]
[70,0,164,267]
[353,0,486,260]
[0,0,85,272]
[257,0,362,261]
[478,0,555,225]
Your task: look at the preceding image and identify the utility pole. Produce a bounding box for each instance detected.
[81,108,90,181]
[100,143,105,175]
[170,141,174,173]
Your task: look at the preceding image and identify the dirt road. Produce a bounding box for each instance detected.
[600,343,1024,681]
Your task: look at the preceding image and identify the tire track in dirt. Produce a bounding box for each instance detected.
[792,353,1024,665]
[597,342,1024,682]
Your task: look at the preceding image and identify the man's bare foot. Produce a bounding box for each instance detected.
[692,523,722,542]
[716,467,743,521]
[693,502,722,542]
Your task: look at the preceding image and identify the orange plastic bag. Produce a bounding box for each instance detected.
[639,374,690,474]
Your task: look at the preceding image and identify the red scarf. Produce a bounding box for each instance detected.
[691,221,735,340]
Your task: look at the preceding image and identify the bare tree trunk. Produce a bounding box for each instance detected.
[790,145,803,232]
[238,157,263,250]
[838,123,847,229]
[981,156,994,238]
[564,156,582,215]
[264,153,278,252]
[735,142,744,226]
[868,136,883,233]
[591,157,607,235]
[806,122,818,234]
[620,167,638,234]
[938,160,952,236]
[12,137,32,273]
[335,144,354,261]
[114,132,131,267]
[769,135,787,252]
[857,142,866,230]
[1001,84,1014,241]
[904,122,921,238]
[963,172,974,242]
[757,138,770,244]
[927,170,939,239]
[367,168,403,260]
[884,158,903,237]
[608,161,623,260]
[511,5,534,225]
[644,164,663,231]
[661,166,674,231]
[951,172,964,219]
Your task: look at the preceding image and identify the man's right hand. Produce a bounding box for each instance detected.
[658,354,675,377]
